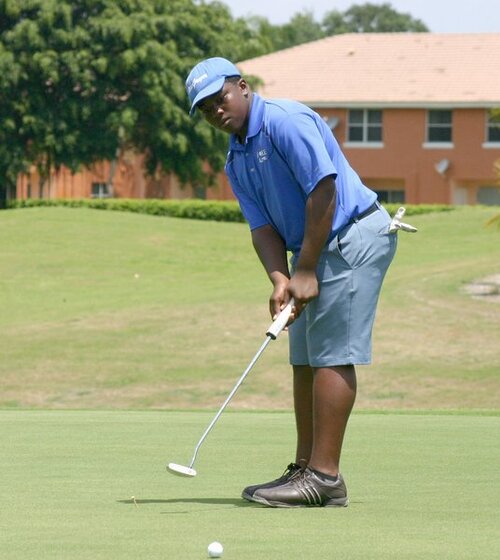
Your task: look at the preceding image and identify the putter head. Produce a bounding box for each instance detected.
[167,462,197,477]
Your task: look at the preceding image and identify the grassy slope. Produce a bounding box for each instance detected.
[0,206,499,409]
[1,410,499,560]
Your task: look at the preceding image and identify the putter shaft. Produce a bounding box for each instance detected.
[168,300,294,477]
[188,335,273,469]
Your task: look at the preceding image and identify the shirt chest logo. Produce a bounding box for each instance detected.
[257,148,269,163]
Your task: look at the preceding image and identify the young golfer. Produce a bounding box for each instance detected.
[185,57,397,507]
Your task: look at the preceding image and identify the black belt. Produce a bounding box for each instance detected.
[349,202,379,224]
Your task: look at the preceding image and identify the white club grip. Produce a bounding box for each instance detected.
[266,299,295,340]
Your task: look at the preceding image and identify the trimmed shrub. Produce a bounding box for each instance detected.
[6,198,453,222]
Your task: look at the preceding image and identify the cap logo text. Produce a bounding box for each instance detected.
[187,73,208,94]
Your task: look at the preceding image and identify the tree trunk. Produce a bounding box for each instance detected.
[0,182,7,209]
[0,178,16,209]
[106,138,123,197]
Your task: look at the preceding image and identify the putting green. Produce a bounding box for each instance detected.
[1,410,498,559]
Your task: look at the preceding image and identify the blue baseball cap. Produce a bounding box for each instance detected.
[186,57,241,116]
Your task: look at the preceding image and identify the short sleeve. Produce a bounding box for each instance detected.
[272,113,337,194]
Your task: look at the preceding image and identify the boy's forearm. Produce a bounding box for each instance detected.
[251,225,290,286]
[295,176,336,272]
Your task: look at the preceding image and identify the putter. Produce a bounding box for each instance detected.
[167,299,295,478]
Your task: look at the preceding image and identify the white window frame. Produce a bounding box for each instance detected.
[483,108,500,148]
[424,109,453,148]
[477,186,500,205]
[344,109,384,148]
[373,189,406,204]
[91,182,111,199]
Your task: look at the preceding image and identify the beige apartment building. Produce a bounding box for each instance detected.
[17,33,500,205]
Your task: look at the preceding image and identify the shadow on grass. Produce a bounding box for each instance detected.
[117,497,253,508]
[118,498,362,512]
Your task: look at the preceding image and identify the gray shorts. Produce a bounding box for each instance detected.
[288,204,397,367]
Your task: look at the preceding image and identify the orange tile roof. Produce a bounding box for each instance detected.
[238,33,500,107]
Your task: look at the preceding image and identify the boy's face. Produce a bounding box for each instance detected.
[197,78,251,137]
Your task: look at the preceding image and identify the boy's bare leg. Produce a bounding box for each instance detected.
[293,365,314,468]
[309,365,357,477]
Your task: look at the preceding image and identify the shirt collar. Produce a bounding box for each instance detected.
[229,93,265,151]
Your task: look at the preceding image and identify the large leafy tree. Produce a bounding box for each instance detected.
[275,11,325,51]
[247,2,429,52]
[323,2,428,35]
[0,25,27,205]
[0,0,266,206]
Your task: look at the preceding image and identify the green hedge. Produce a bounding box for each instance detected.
[6,197,454,222]
[7,198,246,222]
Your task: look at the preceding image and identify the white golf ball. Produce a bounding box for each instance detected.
[207,541,223,558]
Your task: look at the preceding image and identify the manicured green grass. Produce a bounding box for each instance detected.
[1,207,499,557]
[1,410,499,559]
[0,205,499,409]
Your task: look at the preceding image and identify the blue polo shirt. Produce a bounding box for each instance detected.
[225,94,376,253]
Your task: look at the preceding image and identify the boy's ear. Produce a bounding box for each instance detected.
[239,78,250,97]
